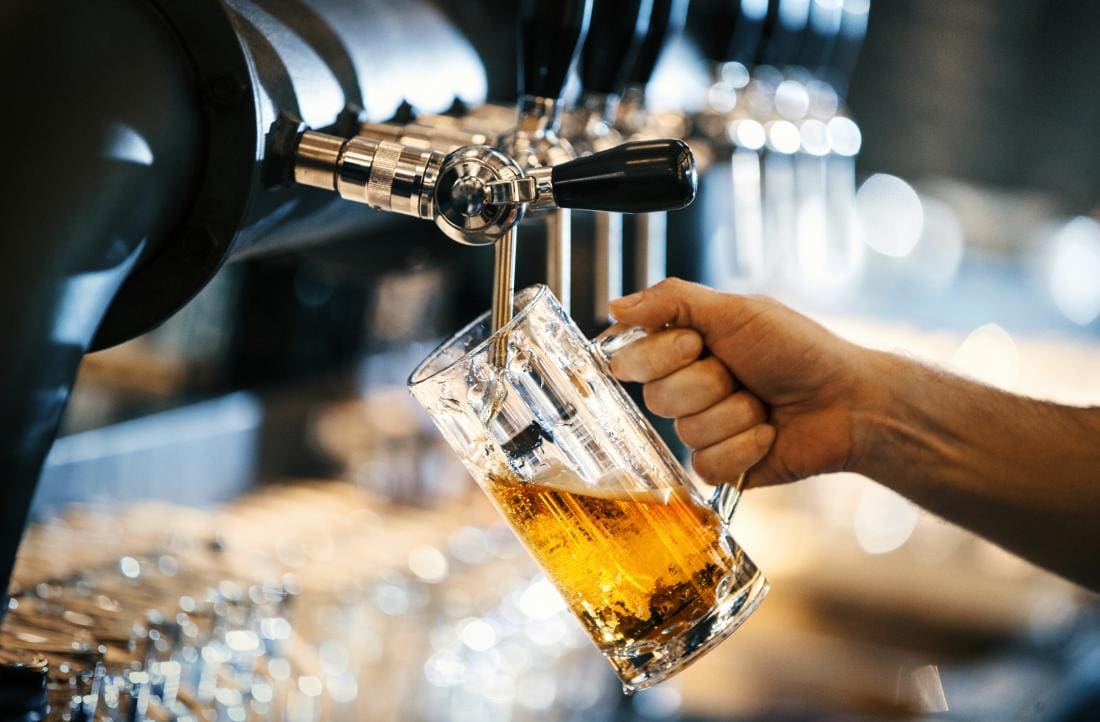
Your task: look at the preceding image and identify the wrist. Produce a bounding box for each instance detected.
[845,349,922,481]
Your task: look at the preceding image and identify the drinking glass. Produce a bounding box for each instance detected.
[408,284,767,691]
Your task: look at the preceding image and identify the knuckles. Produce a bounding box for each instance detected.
[740,393,768,426]
[643,362,729,417]
[668,390,771,450]
[611,329,702,384]
[652,276,690,293]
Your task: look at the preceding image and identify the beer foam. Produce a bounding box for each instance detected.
[530,461,677,505]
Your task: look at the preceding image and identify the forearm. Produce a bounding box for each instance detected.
[853,350,1100,590]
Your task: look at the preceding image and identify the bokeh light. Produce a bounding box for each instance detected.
[826,116,862,156]
[766,120,802,154]
[854,484,919,554]
[774,80,811,120]
[1048,216,1100,326]
[906,195,965,294]
[408,544,449,583]
[950,323,1020,390]
[720,61,751,89]
[856,173,924,257]
[728,119,767,150]
[799,119,830,156]
[707,82,737,113]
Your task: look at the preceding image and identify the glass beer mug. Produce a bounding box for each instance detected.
[408,285,767,691]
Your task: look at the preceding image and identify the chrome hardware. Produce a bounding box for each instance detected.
[486,167,553,208]
[358,119,498,154]
[433,145,527,246]
[288,132,571,247]
[293,131,441,220]
[564,90,627,323]
[486,176,538,206]
[292,131,523,245]
[562,92,624,156]
[498,95,577,311]
[289,127,696,249]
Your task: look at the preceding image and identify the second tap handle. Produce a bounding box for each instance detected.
[626,0,689,87]
[550,139,696,212]
[580,0,654,95]
[687,0,768,67]
[520,0,593,101]
[688,0,741,64]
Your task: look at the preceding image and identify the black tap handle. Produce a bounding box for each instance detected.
[551,139,697,212]
[626,0,689,86]
[687,0,740,64]
[757,0,811,66]
[579,0,653,95]
[686,0,767,66]
[519,0,593,100]
[797,0,844,69]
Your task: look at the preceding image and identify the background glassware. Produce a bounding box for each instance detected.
[1,472,630,721]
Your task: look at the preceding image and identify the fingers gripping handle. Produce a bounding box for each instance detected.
[593,323,649,357]
[592,324,746,523]
[551,139,698,213]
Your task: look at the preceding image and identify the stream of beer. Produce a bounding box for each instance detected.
[490,228,517,368]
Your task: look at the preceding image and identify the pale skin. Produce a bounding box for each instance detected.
[608,278,1100,592]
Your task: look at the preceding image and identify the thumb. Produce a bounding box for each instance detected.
[608,277,724,331]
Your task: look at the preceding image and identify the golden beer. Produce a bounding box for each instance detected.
[486,463,739,675]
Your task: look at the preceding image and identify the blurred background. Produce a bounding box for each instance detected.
[6,1,1100,720]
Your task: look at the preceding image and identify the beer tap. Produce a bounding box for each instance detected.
[563,0,655,324]
[746,0,866,291]
[497,0,594,313]
[788,0,852,287]
[613,0,690,296]
[690,0,767,129]
[615,0,689,137]
[687,0,769,284]
[687,0,866,288]
[289,129,693,351]
[749,2,806,283]
[812,0,869,286]
[287,130,697,245]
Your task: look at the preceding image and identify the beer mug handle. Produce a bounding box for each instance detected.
[592,324,748,525]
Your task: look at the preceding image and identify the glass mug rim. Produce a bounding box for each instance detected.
[408,284,550,389]
[408,282,747,522]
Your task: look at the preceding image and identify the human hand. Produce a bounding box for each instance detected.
[608,278,874,488]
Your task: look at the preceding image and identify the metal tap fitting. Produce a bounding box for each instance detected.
[293,130,526,245]
[291,128,697,245]
[294,131,443,219]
